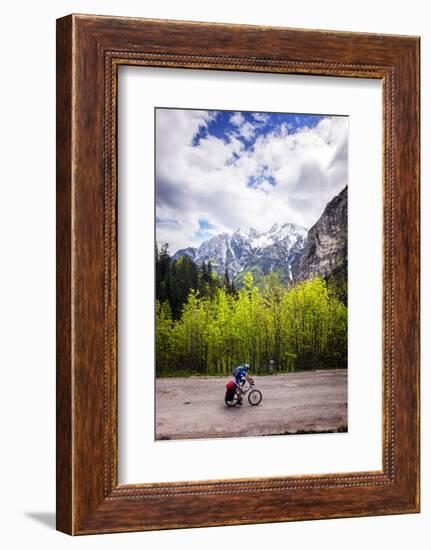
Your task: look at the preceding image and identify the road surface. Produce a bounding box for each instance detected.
[156,369,347,440]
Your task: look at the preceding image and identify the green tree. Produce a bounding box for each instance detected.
[155,254,347,376]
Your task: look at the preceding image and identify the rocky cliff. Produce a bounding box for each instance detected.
[294,186,347,282]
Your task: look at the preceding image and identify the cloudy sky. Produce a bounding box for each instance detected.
[155,108,348,253]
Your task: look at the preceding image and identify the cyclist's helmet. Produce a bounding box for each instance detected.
[243,364,251,371]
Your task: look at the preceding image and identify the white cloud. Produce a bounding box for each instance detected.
[229,112,244,127]
[156,109,348,253]
[252,112,270,123]
[238,121,256,141]
[229,111,263,141]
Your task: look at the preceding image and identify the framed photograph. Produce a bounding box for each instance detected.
[153,107,349,442]
[56,14,420,534]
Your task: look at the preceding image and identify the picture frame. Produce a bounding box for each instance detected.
[56,14,420,535]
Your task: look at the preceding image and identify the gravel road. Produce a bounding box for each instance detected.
[156,370,347,440]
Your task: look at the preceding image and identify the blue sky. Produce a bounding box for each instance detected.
[192,110,325,147]
[156,108,348,253]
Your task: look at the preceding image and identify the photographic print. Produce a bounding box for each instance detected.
[155,107,348,441]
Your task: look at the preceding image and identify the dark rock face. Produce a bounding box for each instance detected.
[294,186,347,282]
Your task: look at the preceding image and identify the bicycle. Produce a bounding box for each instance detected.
[225,377,263,407]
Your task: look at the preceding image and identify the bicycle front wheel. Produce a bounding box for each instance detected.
[248,389,262,406]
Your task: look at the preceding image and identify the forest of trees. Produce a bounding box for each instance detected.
[155,244,347,377]
[156,244,236,319]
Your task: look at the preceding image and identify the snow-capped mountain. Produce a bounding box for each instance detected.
[171,187,348,287]
[172,222,307,283]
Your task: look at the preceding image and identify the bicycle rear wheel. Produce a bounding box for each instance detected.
[225,392,239,407]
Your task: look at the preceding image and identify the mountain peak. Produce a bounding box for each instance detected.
[268,222,280,233]
[233,226,259,239]
[172,246,197,262]
[173,221,308,282]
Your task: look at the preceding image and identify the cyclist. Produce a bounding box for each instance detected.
[233,364,252,405]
